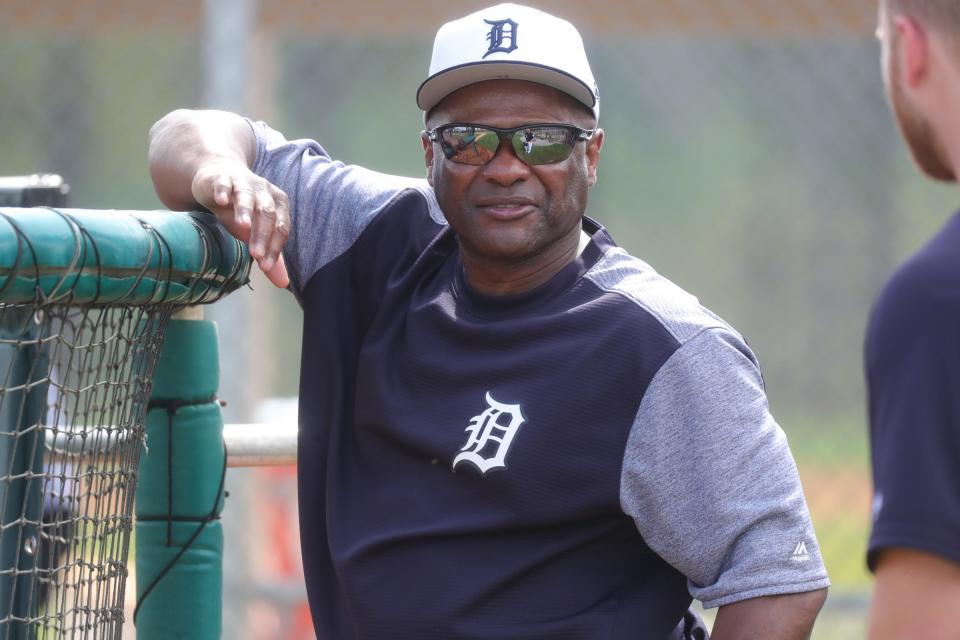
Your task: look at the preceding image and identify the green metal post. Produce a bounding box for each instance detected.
[0,309,48,640]
[135,308,224,639]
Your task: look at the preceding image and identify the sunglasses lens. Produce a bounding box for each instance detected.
[440,126,501,165]
[511,127,576,165]
[436,125,583,166]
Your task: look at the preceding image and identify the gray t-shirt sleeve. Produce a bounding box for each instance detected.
[620,328,830,608]
[246,119,439,297]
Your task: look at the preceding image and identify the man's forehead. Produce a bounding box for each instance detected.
[427,79,590,124]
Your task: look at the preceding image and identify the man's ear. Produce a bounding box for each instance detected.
[421,131,435,186]
[585,129,604,188]
[895,14,930,90]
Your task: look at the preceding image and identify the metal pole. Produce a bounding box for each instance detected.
[0,309,47,640]
[200,3,266,634]
[0,184,67,639]
[222,423,297,467]
[201,0,257,425]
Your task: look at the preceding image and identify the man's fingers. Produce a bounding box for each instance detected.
[263,253,290,289]
[189,161,291,281]
[247,186,277,261]
[213,174,233,208]
[259,187,290,272]
[233,186,256,231]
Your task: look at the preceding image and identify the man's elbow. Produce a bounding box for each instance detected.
[769,588,829,639]
[150,108,193,142]
[794,587,828,622]
[148,109,199,164]
[712,587,829,639]
[147,109,206,211]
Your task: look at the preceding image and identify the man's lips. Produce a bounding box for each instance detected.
[474,197,538,220]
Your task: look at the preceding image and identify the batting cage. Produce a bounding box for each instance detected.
[0,183,250,638]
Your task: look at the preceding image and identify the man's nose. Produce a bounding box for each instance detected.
[481,137,531,185]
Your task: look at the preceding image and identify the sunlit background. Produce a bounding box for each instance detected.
[3,1,956,637]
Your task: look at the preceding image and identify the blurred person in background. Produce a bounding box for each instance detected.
[148,4,828,638]
[867,1,960,637]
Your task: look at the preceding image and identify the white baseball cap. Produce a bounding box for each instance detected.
[417,3,600,120]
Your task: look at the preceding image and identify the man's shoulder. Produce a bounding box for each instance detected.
[584,246,740,346]
[871,211,960,338]
[890,238,960,298]
[248,117,441,213]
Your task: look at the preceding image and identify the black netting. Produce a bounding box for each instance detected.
[0,302,173,638]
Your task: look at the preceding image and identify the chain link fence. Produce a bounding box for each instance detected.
[4,1,952,637]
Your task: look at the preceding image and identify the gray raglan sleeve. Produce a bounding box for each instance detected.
[619,328,830,608]
[246,120,437,298]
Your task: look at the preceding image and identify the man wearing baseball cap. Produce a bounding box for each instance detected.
[148,4,828,638]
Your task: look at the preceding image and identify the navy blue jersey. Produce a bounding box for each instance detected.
[866,210,960,570]
[251,121,829,639]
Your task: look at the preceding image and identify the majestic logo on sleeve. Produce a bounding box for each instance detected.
[791,540,811,562]
[483,18,518,58]
[452,391,526,474]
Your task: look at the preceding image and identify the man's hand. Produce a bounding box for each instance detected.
[191,160,290,288]
[148,108,290,289]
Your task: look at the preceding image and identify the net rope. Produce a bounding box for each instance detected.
[0,302,173,639]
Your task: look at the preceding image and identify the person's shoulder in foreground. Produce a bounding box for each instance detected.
[866,210,960,566]
[867,1,960,638]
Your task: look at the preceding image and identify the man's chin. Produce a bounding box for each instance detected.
[471,241,536,263]
[895,104,955,182]
[913,150,956,183]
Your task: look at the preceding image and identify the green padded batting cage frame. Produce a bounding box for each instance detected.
[0,204,251,639]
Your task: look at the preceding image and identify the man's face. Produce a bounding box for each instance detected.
[423,80,603,271]
[879,3,955,181]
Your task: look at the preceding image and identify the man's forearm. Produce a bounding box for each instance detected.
[867,549,960,639]
[710,589,827,640]
[147,109,255,211]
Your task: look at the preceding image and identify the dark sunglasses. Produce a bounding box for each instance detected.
[425,123,595,166]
